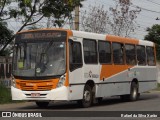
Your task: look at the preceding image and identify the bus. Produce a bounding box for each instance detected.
[11,29,158,108]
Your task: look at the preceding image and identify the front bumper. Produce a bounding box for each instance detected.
[11,86,69,101]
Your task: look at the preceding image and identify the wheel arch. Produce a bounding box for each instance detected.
[131,78,139,86]
[85,80,96,97]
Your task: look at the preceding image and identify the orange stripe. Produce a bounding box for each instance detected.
[17,28,72,34]
[100,35,138,80]
[16,79,59,91]
[100,65,134,80]
[64,30,73,86]
[106,35,139,44]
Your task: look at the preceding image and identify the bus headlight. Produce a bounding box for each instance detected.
[57,75,66,88]
[11,76,16,88]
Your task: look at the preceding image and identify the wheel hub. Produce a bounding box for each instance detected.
[84,90,91,102]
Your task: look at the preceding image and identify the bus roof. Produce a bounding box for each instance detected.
[17,28,154,46]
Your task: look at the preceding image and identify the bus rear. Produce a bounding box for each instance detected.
[11,30,70,107]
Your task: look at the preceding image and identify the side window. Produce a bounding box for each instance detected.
[69,40,82,71]
[98,41,111,64]
[136,45,146,65]
[125,44,136,65]
[112,42,124,64]
[83,39,97,64]
[146,46,156,66]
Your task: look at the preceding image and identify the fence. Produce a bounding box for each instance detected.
[0,56,12,88]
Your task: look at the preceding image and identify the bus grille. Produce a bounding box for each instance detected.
[16,79,59,91]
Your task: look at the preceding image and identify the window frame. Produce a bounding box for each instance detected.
[112,42,125,65]
[136,45,147,66]
[125,44,137,65]
[98,40,112,64]
[83,39,98,64]
[69,40,83,71]
[146,46,156,66]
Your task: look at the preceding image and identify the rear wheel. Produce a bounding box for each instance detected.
[120,82,139,101]
[36,101,49,108]
[78,85,92,108]
[130,82,139,101]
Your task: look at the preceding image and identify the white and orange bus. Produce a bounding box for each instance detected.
[11,29,157,108]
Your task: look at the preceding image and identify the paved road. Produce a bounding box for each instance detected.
[0,92,160,120]
[0,92,160,111]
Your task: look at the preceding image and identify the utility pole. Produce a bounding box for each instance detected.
[74,6,79,30]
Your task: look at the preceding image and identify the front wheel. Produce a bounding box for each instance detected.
[36,101,49,108]
[78,85,92,108]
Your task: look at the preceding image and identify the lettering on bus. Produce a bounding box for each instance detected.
[21,32,62,39]
[84,71,99,79]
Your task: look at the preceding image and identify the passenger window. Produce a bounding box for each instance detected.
[69,40,82,71]
[125,44,136,65]
[112,42,124,64]
[98,41,111,64]
[83,39,97,64]
[146,46,156,66]
[136,45,146,65]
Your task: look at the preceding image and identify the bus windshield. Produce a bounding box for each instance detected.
[13,41,66,77]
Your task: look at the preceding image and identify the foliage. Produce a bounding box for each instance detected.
[0,84,12,104]
[0,21,13,56]
[0,84,24,104]
[81,0,141,37]
[0,0,84,54]
[108,0,141,37]
[81,5,108,33]
[145,24,160,60]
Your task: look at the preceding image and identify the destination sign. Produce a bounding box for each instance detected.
[21,32,62,39]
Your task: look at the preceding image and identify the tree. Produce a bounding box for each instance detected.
[0,21,13,56]
[81,5,109,33]
[0,0,84,54]
[80,0,141,37]
[108,0,141,37]
[145,24,160,60]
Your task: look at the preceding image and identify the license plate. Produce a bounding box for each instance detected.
[31,93,40,97]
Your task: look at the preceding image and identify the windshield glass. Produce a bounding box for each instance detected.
[13,41,66,77]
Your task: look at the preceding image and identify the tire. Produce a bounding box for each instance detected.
[97,97,103,104]
[36,101,49,108]
[129,82,139,101]
[120,82,139,102]
[78,85,92,108]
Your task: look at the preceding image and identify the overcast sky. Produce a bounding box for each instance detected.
[7,0,160,40]
[80,0,160,40]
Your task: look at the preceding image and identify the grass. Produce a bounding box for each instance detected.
[0,84,25,104]
[154,83,160,91]
[0,84,12,104]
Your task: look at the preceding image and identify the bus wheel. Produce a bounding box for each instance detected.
[36,101,49,108]
[97,97,103,104]
[130,82,139,101]
[78,85,92,108]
